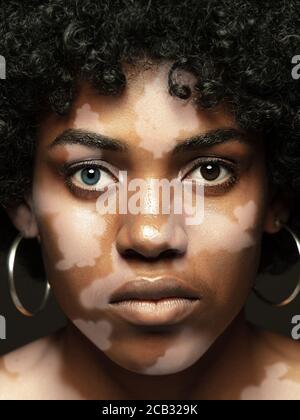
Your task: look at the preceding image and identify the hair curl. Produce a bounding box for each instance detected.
[0,0,299,276]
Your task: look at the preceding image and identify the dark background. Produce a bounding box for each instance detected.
[0,238,300,355]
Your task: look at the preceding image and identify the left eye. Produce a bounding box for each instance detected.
[184,161,233,185]
[71,167,116,190]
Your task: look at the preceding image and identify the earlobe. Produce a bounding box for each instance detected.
[263,189,291,234]
[5,195,39,239]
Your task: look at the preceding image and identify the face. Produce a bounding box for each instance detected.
[10,61,281,375]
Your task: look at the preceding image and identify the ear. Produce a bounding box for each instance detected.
[5,192,39,239]
[263,187,292,234]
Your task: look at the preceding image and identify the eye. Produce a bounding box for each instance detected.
[72,167,113,189]
[63,160,118,195]
[182,158,238,189]
[188,162,229,184]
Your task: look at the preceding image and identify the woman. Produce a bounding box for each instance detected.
[0,0,299,400]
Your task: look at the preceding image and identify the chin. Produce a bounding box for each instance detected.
[103,327,217,376]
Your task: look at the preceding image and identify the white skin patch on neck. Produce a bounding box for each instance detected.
[142,326,216,376]
[240,363,300,400]
[133,64,201,159]
[72,319,113,352]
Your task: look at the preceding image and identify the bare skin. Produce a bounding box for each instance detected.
[1,60,297,400]
[1,316,300,400]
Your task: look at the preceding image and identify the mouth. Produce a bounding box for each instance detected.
[108,276,201,326]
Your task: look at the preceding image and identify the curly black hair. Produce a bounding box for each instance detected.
[0,0,299,276]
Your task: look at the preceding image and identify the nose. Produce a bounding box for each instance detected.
[116,215,188,260]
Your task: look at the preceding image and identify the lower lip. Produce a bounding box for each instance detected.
[109,297,201,326]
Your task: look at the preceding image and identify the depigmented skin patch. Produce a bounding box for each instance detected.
[14,59,277,386]
[133,63,201,159]
[2,337,49,375]
[142,326,215,376]
[186,200,257,256]
[0,334,84,399]
[241,363,300,400]
[72,319,113,351]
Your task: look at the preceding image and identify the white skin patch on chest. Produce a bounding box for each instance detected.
[240,363,300,400]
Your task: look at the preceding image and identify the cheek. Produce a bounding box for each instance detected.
[45,209,107,271]
[31,178,120,314]
[187,200,258,254]
[179,198,263,307]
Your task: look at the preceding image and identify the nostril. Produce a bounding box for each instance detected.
[160,249,183,259]
[122,249,139,259]
[121,248,183,261]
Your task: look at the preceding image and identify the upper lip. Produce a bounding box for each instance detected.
[109,276,200,303]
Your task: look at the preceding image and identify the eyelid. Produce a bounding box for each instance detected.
[60,159,120,181]
[179,156,238,180]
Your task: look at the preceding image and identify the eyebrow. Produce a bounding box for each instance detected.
[48,127,248,154]
[48,129,128,152]
[171,128,248,155]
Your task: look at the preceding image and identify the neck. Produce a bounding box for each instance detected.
[58,313,254,399]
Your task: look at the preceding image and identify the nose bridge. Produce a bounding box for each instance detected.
[116,175,188,258]
[116,212,188,259]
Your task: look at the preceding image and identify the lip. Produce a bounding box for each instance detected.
[109,276,201,326]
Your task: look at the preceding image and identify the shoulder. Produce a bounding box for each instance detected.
[0,329,78,400]
[241,326,300,400]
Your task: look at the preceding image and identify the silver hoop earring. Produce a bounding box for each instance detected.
[7,233,51,317]
[253,220,300,307]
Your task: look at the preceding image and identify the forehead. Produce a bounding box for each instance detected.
[37,61,240,150]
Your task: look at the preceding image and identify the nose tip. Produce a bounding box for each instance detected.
[116,218,188,260]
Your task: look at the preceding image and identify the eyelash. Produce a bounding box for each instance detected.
[61,157,240,198]
[182,157,239,194]
[61,160,118,199]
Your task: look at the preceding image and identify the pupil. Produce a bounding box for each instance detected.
[200,164,220,181]
[81,168,100,185]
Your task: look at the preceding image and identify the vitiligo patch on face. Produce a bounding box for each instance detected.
[142,326,215,376]
[74,103,108,134]
[79,244,137,310]
[186,200,258,255]
[240,363,300,400]
[33,167,110,271]
[53,208,107,271]
[63,143,104,162]
[133,63,201,159]
[73,319,113,351]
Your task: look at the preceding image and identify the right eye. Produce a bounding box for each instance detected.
[72,167,113,190]
[64,161,119,195]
